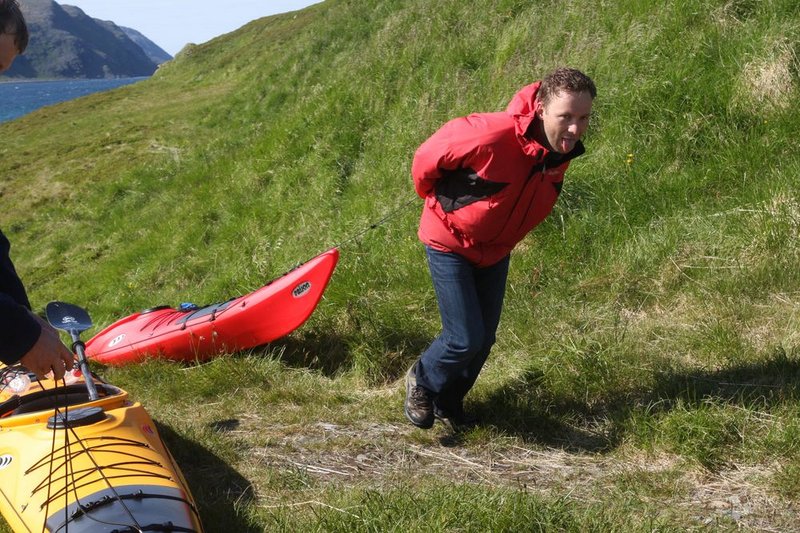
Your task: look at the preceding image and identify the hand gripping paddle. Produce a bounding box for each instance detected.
[45,301,99,401]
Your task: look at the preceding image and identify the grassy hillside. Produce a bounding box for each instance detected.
[2,0,800,530]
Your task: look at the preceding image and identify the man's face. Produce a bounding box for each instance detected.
[537,90,594,154]
[0,33,19,74]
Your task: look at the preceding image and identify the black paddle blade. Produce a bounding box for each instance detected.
[45,301,93,336]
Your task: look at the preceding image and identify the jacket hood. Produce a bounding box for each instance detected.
[506,81,546,158]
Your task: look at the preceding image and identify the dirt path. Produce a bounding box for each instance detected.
[222,419,795,531]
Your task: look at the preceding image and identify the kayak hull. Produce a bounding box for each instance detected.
[85,248,339,365]
[0,371,203,532]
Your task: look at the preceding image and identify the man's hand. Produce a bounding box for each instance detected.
[18,313,74,380]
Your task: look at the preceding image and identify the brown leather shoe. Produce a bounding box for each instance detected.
[404,362,434,429]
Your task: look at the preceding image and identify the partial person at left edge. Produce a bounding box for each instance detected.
[0,0,74,380]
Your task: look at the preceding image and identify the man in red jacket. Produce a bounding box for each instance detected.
[0,0,74,380]
[406,67,596,429]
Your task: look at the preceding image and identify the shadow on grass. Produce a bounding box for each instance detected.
[474,346,800,452]
[646,347,800,409]
[249,332,350,376]
[156,422,260,533]
[474,368,619,452]
[250,329,433,382]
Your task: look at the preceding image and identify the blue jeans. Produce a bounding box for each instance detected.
[416,246,509,411]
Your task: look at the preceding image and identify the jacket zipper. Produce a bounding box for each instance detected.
[516,162,545,232]
[485,160,545,243]
[473,142,584,258]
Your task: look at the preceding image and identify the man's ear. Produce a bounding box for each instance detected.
[533,97,544,118]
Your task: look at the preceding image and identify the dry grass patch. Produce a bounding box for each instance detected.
[222,416,795,530]
[734,38,798,113]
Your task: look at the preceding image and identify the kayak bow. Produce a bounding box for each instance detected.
[86,248,339,365]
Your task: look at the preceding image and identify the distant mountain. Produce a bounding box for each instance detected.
[2,0,168,79]
[121,26,172,66]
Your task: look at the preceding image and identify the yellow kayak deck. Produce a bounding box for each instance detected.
[0,372,203,532]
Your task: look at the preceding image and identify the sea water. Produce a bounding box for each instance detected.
[0,77,147,123]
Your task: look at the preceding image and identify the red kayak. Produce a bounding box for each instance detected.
[85,248,338,365]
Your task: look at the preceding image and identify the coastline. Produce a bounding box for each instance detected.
[0,76,149,84]
[0,77,150,123]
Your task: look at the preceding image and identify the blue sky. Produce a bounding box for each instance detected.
[60,1,322,56]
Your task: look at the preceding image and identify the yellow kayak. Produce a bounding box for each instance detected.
[0,368,203,532]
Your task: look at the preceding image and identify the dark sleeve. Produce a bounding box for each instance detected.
[0,293,41,364]
[0,230,42,364]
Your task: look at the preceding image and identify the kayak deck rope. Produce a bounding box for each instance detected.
[31,376,148,532]
[53,491,200,532]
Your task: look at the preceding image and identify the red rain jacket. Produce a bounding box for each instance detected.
[412,82,585,267]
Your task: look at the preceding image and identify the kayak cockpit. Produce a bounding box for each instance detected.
[0,382,124,420]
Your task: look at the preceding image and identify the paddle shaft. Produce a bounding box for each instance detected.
[70,336,99,401]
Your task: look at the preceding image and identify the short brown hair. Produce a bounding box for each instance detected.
[0,0,28,53]
[538,67,596,107]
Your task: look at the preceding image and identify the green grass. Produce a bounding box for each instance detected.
[2,0,800,529]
